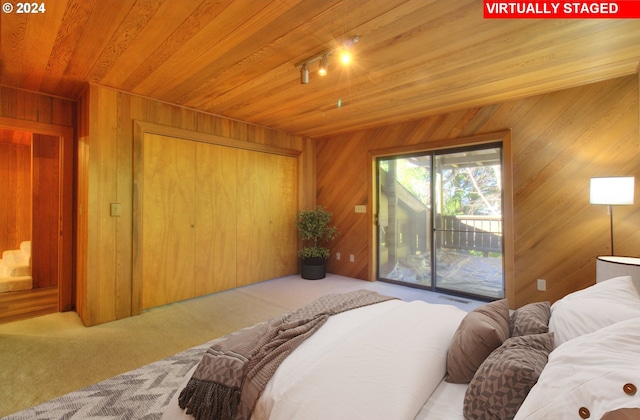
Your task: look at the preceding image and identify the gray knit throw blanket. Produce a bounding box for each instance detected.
[178,289,396,420]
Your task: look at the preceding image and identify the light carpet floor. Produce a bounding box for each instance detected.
[0,274,483,417]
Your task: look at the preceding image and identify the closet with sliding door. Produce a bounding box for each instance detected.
[137,132,298,310]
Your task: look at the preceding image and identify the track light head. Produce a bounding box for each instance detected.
[318,55,328,76]
[301,63,309,84]
[340,51,351,65]
[340,35,359,65]
[296,36,359,84]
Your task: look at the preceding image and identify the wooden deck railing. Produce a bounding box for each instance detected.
[437,215,502,254]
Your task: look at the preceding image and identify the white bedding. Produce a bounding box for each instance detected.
[163,299,467,420]
[415,380,467,420]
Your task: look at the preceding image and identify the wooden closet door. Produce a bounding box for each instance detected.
[142,134,196,309]
[267,153,298,277]
[237,150,298,286]
[194,142,237,295]
[139,134,298,308]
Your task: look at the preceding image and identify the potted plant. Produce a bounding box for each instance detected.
[296,205,339,280]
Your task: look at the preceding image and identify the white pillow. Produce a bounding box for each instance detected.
[548,276,640,347]
[514,317,640,419]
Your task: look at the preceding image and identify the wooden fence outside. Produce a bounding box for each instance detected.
[438,215,502,254]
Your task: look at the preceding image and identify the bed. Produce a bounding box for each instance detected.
[5,275,640,420]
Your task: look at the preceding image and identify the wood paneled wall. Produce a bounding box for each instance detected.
[316,75,640,308]
[77,84,311,326]
[0,86,75,127]
[0,140,31,253]
[32,134,60,288]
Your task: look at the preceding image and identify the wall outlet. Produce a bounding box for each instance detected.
[110,203,121,217]
[349,254,355,262]
[537,279,546,291]
[336,252,341,260]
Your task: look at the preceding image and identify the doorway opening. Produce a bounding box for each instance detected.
[377,143,505,301]
[0,122,74,324]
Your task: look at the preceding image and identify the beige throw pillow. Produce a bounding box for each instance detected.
[446,299,510,383]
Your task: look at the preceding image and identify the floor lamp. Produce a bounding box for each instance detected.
[590,176,635,256]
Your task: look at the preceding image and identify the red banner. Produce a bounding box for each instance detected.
[484,1,640,18]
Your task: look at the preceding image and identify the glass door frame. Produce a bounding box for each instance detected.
[432,142,504,301]
[368,131,515,303]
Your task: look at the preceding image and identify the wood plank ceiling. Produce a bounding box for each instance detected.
[1,0,640,138]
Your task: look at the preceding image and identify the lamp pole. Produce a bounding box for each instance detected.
[609,204,615,256]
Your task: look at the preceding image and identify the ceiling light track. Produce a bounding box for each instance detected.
[295,36,360,85]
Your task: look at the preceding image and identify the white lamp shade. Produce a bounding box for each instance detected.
[590,177,635,205]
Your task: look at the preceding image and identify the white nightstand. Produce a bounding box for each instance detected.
[596,256,640,291]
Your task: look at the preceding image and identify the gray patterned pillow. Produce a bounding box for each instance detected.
[463,333,554,420]
[509,301,550,337]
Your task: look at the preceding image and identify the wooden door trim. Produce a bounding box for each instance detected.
[134,121,302,157]
[0,116,75,312]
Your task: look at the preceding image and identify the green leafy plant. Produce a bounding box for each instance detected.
[296,206,339,259]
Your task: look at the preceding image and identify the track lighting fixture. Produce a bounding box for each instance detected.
[340,51,352,65]
[295,35,360,85]
[339,35,359,65]
[318,55,328,76]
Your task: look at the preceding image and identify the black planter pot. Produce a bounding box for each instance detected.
[300,257,327,280]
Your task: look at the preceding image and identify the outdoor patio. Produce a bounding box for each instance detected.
[382,249,504,299]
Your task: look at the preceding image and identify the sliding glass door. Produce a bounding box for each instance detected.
[377,144,504,300]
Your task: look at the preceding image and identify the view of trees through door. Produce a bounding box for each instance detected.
[378,144,505,300]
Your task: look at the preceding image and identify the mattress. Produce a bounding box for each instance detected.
[163,299,468,420]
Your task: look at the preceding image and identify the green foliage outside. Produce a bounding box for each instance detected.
[440,166,501,216]
[381,159,501,216]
